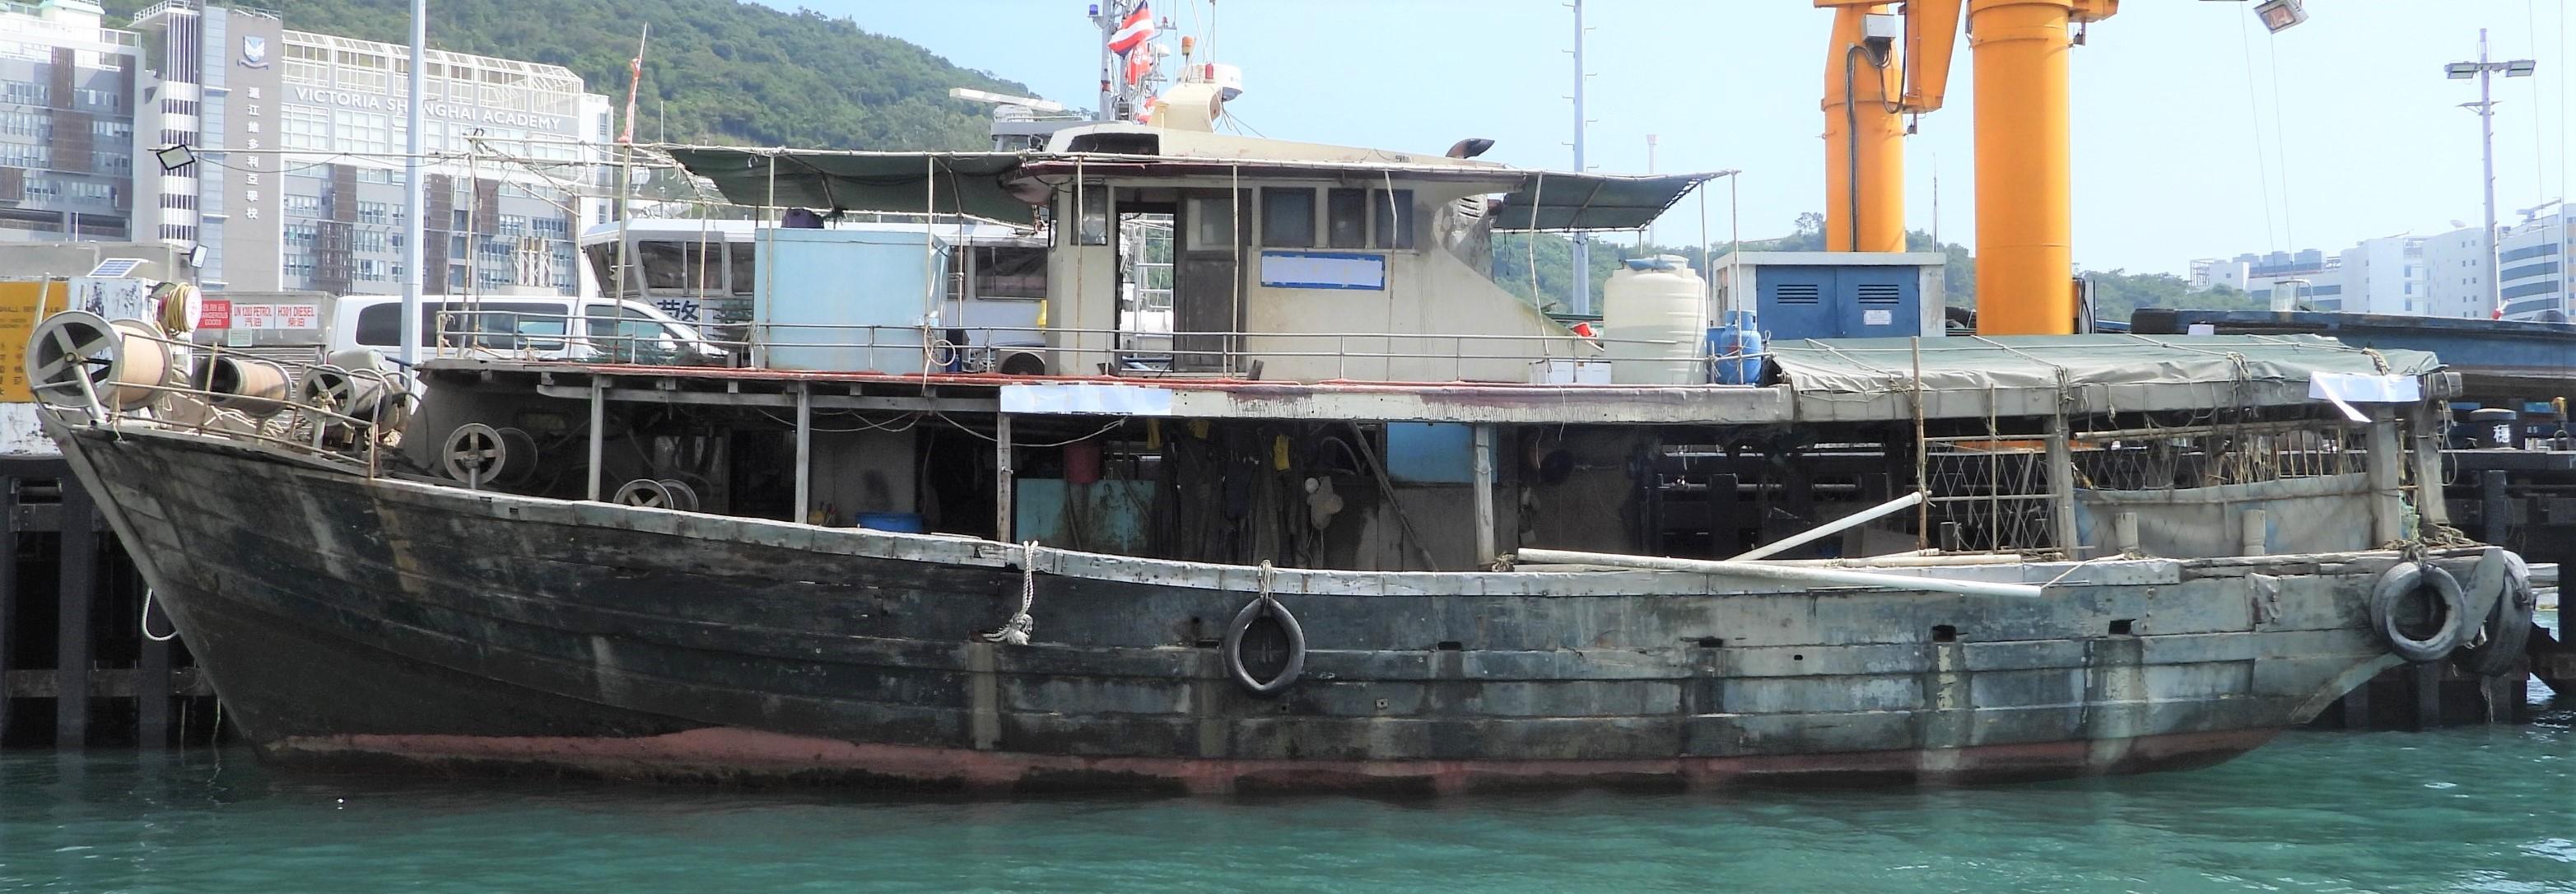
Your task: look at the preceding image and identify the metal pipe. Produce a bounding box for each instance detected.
[995,412,1015,541]
[794,383,811,523]
[1473,424,1498,565]
[1730,491,1925,561]
[1513,547,2047,598]
[586,379,605,501]
[1568,0,1591,316]
[400,0,425,366]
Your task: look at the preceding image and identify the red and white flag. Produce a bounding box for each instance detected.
[1125,44,1155,86]
[1108,2,1157,56]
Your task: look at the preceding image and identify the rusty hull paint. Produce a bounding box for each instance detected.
[268,726,2279,795]
[54,422,2409,794]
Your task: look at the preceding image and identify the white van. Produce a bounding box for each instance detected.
[328,296,729,366]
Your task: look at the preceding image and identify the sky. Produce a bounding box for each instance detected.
[772,0,2576,277]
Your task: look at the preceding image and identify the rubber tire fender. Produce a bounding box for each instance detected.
[2455,552,2537,677]
[2370,561,2467,664]
[1221,595,1306,697]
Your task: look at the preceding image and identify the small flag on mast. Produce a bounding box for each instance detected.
[1111,2,1158,86]
[1108,2,1156,55]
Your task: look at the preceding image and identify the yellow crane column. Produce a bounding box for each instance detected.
[1821,2,1907,253]
[1968,0,2113,335]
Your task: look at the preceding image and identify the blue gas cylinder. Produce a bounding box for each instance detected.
[1706,310,1764,384]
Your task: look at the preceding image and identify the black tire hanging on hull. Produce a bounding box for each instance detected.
[2371,561,2466,664]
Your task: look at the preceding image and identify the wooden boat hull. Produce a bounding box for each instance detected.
[56,423,2424,794]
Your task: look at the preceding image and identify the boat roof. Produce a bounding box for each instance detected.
[574,217,1044,246]
[662,146,1725,231]
[420,333,2443,427]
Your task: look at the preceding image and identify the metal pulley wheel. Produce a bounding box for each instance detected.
[442,422,539,489]
[299,364,382,424]
[613,477,701,512]
[24,312,123,410]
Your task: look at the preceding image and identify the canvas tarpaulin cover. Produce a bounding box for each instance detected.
[1767,334,2442,398]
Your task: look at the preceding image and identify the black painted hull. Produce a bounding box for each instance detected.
[55,423,2415,794]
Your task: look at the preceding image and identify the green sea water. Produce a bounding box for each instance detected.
[3,631,2569,892]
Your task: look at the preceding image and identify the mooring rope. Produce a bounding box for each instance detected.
[977,540,1041,645]
[140,588,179,643]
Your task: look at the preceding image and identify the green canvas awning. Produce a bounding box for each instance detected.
[1490,171,1729,231]
[664,147,1041,222]
[667,145,1726,232]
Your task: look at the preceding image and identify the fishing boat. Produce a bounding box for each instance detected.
[26,74,2538,794]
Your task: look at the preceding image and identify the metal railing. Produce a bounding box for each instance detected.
[422,309,1770,385]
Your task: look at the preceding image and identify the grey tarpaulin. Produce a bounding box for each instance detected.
[1764,334,2445,421]
[2073,473,2376,557]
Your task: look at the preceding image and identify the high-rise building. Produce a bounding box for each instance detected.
[2335,235,2427,316]
[130,1,610,295]
[0,0,141,244]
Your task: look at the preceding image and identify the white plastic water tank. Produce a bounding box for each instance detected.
[1601,255,1709,384]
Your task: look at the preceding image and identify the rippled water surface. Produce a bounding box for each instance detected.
[3,640,2570,892]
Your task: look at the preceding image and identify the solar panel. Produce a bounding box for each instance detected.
[85,258,146,278]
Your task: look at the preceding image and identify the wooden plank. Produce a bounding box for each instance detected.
[55,479,95,748]
[4,667,215,697]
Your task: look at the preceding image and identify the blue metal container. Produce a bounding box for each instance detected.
[1707,310,1765,384]
[855,512,925,533]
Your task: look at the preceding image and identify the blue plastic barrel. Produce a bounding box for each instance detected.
[1706,310,1764,384]
[855,512,925,533]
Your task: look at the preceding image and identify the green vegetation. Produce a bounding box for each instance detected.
[106,0,1033,151]
[1494,212,2261,324]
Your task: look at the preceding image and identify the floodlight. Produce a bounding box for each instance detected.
[152,143,195,171]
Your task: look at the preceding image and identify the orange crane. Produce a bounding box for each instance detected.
[1819,0,2114,335]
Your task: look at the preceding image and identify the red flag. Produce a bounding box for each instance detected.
[1125,44,1153,86]
[617,55,642,144]
[1108,2,1156,55]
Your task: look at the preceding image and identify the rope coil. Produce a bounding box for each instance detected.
[977,540,1041,645]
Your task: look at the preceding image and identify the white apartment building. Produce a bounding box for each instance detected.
[0,0,142,244]
[131,1,612,295]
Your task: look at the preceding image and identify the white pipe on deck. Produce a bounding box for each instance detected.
[1728,491,1926,561]
[1512,547,2047,598]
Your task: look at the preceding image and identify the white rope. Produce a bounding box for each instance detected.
[141,589,179,643]
[978,540,1041,645]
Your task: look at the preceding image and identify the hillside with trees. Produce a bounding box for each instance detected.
[106,0,1033,151]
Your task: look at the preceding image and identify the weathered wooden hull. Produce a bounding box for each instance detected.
[57,423,2421,794]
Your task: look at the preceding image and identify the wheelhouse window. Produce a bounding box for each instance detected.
[1261,187,1316,249]
[1372,189,1416,250]
[1326,189,1367,249]
[1072,184,1110,246]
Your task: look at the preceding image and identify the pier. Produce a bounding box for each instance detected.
[0,458,221,749]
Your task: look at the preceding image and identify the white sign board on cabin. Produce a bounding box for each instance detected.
[1259,251,1386,291]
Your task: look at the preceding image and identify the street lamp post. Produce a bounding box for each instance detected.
[2448,29,2537,320]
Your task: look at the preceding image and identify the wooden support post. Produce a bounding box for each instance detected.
[793,383,812,524]
[0,478,15,747]
[2411,403,2451,525]
[1707,473,1740,557]
[2365,417,2405,547]
[2340,677,2372,729]
[2482,468,2510,547]
[56,479,95,749]
[995,412,1014,542]
[1472,424,1497,566]
[2412,661,2443,730]
[2047,416,2080,559]
[585,378,606,501]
